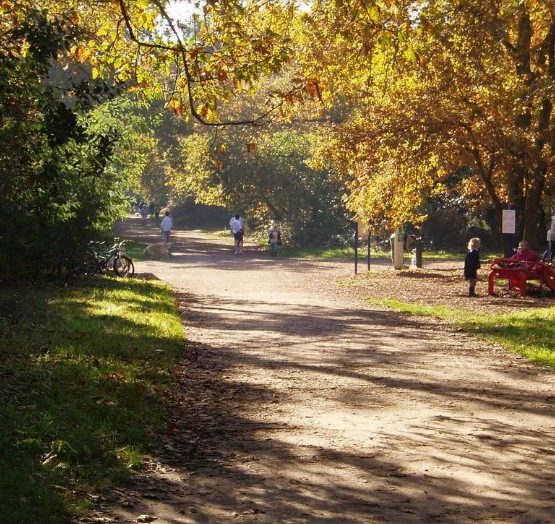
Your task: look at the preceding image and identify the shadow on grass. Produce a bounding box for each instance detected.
[471,313,555,367]
[0,278,183,523]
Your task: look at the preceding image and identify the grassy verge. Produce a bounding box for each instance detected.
[372,299,555,369]
[0,278,183,523]
[122,239,147,261]
[422,250,501,260]
[278,245,390,259]
[273,245,498,261]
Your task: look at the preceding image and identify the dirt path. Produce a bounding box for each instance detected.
[95,218,554,523]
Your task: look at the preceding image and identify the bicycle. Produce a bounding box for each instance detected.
[82,238,135,277]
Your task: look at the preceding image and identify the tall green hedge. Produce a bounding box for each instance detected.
[0,8,126,279]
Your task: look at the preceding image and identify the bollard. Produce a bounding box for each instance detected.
[414,237,423,268]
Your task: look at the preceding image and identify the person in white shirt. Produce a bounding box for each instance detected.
[268,223,281,257]
[160,211,172,244]
[229,213,244,254]
[542,214,555,262]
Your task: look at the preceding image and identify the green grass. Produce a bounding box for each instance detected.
[200,228,231,237]
[0,278,183,523]
[421,250,466,260]
[372,299,555,369]
[278,246,472,260]
[272,245,500,261]
[277,245,390,259]
[121,239,146,261]
[423,250,501,260]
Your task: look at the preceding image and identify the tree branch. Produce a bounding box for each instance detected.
[117,0,297,127]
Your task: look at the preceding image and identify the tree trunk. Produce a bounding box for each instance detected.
[509,6,549,250]
[522,168,546,250]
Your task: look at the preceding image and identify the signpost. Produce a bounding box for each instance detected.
[353,221,359,274]
[367,229,371,271]
[502,207,516,257]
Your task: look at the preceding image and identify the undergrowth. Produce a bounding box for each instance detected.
[0,278,183,522]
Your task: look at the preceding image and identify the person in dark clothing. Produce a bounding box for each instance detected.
[464,237,481,297]
[268,223,281,257]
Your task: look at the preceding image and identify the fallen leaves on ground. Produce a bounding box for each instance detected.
[343,263,555,315]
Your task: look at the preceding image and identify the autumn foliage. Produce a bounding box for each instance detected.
[2,0,555,248]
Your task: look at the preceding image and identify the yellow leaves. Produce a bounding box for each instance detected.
[166,98,188,119]
[169,134,224,205]
[96,22,112,38]
[304,78,321,99]
[19,40,30,59]
[404,47,418,63]
[367,4,381,24]
[71,45,91,63]
[196,102,218,122]
[345,165,428,232]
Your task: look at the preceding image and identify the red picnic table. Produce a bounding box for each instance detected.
[488,258,555,296]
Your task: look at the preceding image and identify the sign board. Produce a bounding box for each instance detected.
[502,209,516,234]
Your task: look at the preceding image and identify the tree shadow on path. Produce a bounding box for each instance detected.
[101,288,555,524]
[95,218,555,524]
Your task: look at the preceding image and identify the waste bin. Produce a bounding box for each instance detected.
[390,229,404,270]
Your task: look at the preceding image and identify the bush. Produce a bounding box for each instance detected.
[0,8,126,279]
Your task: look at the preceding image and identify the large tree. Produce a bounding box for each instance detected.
[170,125,350,245]
[296,1,555,246]
[5,0,554,246]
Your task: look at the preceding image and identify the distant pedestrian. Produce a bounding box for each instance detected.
[268,223,281,257]
[229,213,244,254]
[542,214,555,262]
[160,211,172,244]
[464,237,481,297]
[140,205,148,226]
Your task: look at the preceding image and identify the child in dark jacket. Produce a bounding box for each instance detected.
[464,237,481,296]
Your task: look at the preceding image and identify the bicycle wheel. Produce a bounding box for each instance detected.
[113,255,134,277]
[121,257,135,277]
[127,258,135,277]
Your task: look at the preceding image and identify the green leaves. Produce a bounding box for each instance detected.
[0,6,133,278]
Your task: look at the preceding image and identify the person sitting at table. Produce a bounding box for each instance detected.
[510,240,540,263]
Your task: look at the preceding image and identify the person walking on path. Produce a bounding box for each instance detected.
[160,211,172,244]
[542,214,555,262]
[464,237,481,296]
[140,205,148,227]
[268,223,281,257]
[229,213,244,254]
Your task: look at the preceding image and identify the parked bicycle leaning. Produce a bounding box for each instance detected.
[81,238,134,277]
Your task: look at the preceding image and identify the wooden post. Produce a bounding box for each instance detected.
[354,221,359,274]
